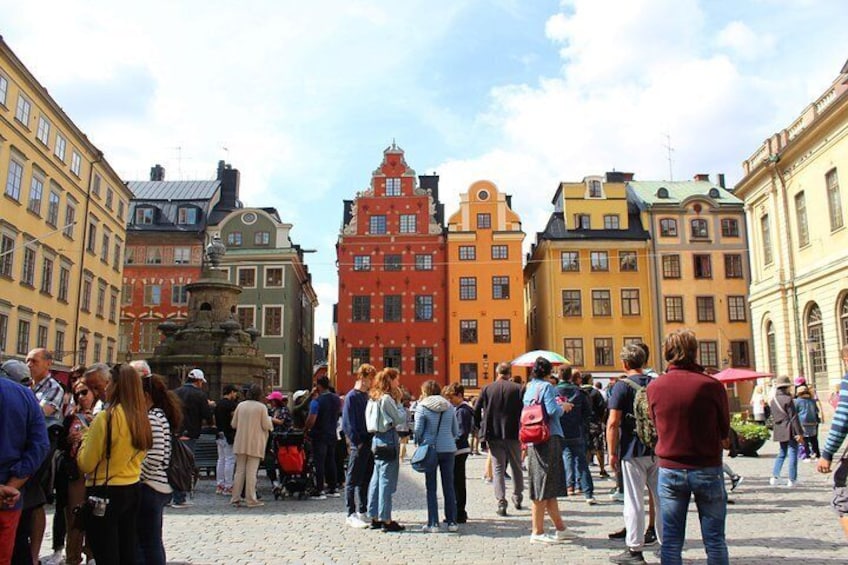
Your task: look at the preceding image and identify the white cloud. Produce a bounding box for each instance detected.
[716,21,776,60]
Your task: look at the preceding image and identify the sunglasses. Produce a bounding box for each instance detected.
[74,389,90,397]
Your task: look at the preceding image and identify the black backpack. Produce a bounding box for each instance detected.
[167,436,197,492]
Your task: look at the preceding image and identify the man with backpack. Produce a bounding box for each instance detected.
[581,373,609,479]
[606,343,662,564]
[557,367,595,504]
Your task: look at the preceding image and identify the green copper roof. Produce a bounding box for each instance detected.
[626,180,743,206]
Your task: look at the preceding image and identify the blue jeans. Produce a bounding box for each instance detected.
[562,438,594,498]
[172,438,196,504]
[367,433,399,522]
[772,439,799,481]
[136,484,171,565]
[658,466,729,565]
[346,440,374,515]
[425,452,456,526]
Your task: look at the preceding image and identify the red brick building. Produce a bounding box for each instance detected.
[335,144,447,393]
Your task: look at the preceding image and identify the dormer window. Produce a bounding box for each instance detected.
[177,206,199,225]
[657,187,669,199]
[135,207,154,225]
[588,179,603,198]
[385,178,401,196]
[574,214,591,229]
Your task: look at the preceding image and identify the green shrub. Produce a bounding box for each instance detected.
[731,414,771,441]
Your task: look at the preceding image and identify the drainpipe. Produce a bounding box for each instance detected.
[648,211,663,366]
[73,151,103,363]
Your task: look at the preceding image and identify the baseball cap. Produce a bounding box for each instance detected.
[0,360,32,386]
[187,368,207,383]
[292,389,309,403]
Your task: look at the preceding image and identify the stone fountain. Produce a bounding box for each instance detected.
[147,236,267,399]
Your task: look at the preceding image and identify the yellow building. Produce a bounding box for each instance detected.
[0,38,130,370]
[447,180,526,391]
[735,60,848,396]
[525,173,656,377]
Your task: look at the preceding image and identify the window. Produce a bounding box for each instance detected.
[173,247,191,265]
[237,306,255,329]
[659,218,678,237]
[139,322,160,353]
[238,267,256,288]
[351,348,370,373]
[81,277,92,311]
[562,290,582,316]
[15,95,31,125]
[117,200,125,221]
[263,306,283,336]
[109,291,118,322]
[266,267,283,287]
[36,116,51,145]
[370,215,387,234]
[399,214,417,233]
[0,75,6,105]
[92,174,101,197]
[459,246,476,261]
[492,276,510,299]
[0,235,14,278]
[383,347,402,369]
[724,254,743,279]
[143,284,162,306]
[662,255,681,279]
[384,255,402,271]
[621,289,640,316]
[100,230,110,262]
[254,231,271,246]
[619,251,637,272]
[460,320,478,343]
[71,151,82,177]
[415,295,434,321]
[385,177,401,196]
[5,159,23,200]
[728,296,747,322]
[691,219,709,238]
[105,187,113,210]
[54,330,65,357]
[563,338,584,366]
[415,348,434,374]
[227,232,242,246]
[36,325,48,349]
[731,341,750,367]
[47,191,60,226]
[493,319,511,343]
[168,284,187,306]
[415,254,433,271]
[492,245,508,260]
[40,257,53,294]
[795,192,809,247]
[665,296,684,322]
[761,215,773,265]
[136,207,154,225]
[588,179,603,198]
[112,240,123,268]
[64,204,75,238]
[827,169,844,231]
[807,304,827,376]
[574,214,591,229]
[86,220,97,253]
[122,283,133,306]
[177,207,198,225]
[592,290,611,316]
[352,296,371,322]
[16,320,30,355]
[54,134,66,161]
[594,338,614,366]
[145,247,162,265]
[590,251,609,271]
[766,321,777,372]
[693,254,712,278]
[27,175,43,214]
[58,266,70,302]
[721,218,739,237]
[561,251,579,272]
[604,215,620,229]
[21,246,35,286]
[383,295,402,322]
[0,313,6,352]
[696,296,716,322]
[459,277,477,300]
[699,341,718,368]
[477,213,492,229]
[96,282,106,317]
[353,255,371,271]
[460,363,478,387]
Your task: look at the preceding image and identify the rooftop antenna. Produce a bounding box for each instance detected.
[663,132,675,181]
[223,146,230,162]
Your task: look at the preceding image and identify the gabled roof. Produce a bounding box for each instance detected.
[627,181,742,206]
[127,180,221,201]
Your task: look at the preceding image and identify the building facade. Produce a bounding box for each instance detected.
[0,38,131,370]
[524,172,656,377]
[447,180,526,392]
[334,143,447,393]
[735,60,848,395]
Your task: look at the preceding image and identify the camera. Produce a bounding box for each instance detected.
[86,495,109,517]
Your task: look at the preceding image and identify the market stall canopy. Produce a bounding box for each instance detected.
[511,350,570,367]
[712,368,773,384]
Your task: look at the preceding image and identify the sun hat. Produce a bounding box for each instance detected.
[774,375,792,388]
[187,368,207,383]
[793,376,806,386]
[266,390,285,402]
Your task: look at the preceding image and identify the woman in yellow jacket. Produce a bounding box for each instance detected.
[76,364,153,564]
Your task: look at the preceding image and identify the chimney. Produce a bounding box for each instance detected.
[505,194,513,209]
[717,173,726,188]
[694,173,710,182]
[217,161,240,208]
[605,171,635,183]
[149,164,165,181]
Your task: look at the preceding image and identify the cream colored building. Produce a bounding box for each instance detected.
[735,60,848,394]
[0,38,130,370]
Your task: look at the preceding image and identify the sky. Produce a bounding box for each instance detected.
[3,0,847,342]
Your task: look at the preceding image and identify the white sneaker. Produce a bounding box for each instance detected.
[357,512,370,523]
[585,497,598,505]
[553,527,578,540]
[447,522,459,532]
[42,552,64,565]
[769,476,780,486]
[346,514,369,529]
[422,525,441,533]
[786,479,799,487]
[530,533,563,544]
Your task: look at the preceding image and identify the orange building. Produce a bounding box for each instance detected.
[447,181,526,392]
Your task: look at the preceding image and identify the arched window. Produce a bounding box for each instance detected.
[766,321,777,373]
[806,303,827,377]
[840,294,848,346]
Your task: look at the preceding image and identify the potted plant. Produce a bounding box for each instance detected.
[731,414,771,456]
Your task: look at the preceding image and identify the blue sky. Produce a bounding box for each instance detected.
[4,0,847,340]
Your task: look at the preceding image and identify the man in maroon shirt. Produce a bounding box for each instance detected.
[647,329,730,565]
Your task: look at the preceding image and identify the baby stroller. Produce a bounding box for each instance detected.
[272,430,313,500]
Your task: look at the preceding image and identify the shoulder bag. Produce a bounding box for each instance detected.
[411,411,444,473]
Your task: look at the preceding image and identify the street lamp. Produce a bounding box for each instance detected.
[77,335,88,365]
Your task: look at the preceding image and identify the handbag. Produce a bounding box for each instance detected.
[372,443,398,461]
[519,385,550,447]
[411,412,444,473]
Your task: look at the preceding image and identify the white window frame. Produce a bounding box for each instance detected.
[173,247,191,265]
[5,158,23,201]
[399,214,417,233]
[36,116,51,145]
[71,151,82,177]
[0,74,7,106]
[54,133,67,161]
[264,266,285,288]
[15,94,31,125]
[264,354,284,388]
[262,304,284,337]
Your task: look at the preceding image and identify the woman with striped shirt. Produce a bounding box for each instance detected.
[138,374,182,565]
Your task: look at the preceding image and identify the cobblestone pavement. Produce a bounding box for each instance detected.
[45,441,847,564]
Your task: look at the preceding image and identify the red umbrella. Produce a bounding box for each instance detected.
[711,368,773,384]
